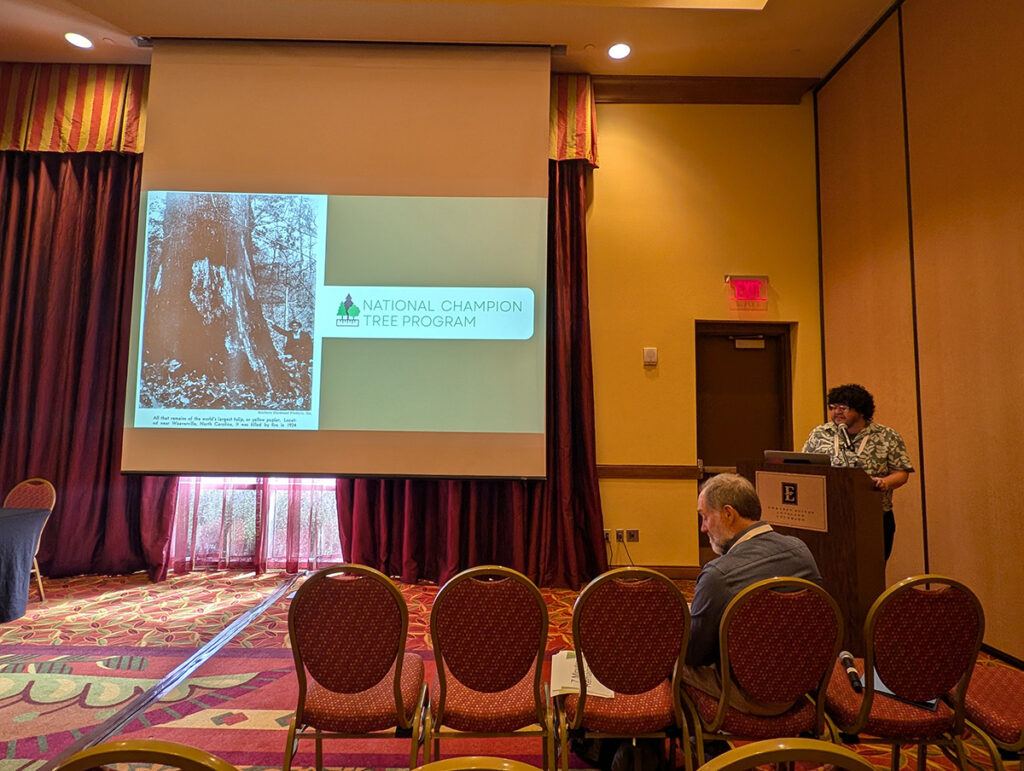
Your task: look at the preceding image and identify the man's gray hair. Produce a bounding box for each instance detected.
[699,472,762,521]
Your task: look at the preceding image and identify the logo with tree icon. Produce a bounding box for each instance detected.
[336,293,360,327]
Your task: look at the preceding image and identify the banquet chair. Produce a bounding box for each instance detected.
[427,566,553,769]
[695,737,877,771]
[823,574,984,771]
[560,567,691,771]
[957,659,1024,771]
[3,477,57,602]
[53,738,239,771]
[414,756,544,771]
[284,564,427,771]
[681,577,843,767]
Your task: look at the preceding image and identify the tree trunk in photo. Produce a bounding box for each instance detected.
[142,193,290,400]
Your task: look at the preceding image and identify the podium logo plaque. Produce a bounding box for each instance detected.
[756,471,828,532]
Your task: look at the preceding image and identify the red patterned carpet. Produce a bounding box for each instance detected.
[0,570,1008,770]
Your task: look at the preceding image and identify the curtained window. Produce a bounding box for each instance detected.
[170,477,342,575]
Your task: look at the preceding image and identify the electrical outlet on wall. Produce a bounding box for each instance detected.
[626,529,639,542]
[615,529,625,542]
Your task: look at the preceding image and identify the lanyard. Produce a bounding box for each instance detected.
[729,521,773,550]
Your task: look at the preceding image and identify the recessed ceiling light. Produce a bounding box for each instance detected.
[608,43,631,60]
[65,32,94,49]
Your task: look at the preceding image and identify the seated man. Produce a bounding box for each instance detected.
[684,472,823,716]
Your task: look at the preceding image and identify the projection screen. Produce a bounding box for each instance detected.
[121,41,550,478]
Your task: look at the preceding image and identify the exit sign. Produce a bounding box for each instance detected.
[725,275,769,309]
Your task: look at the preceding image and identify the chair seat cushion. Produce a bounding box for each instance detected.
[961,662,1024,746]
[432,665,543,733]
[684,684,817,738]
[302,652,424,733]
[563,679,674,734]
[825,659,954,740]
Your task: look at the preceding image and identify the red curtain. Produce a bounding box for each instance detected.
[336,159,606,589]
[0,151,178,580]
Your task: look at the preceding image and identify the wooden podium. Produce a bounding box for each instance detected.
[737,462,885,655]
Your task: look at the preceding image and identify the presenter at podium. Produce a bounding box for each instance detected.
[802,383,913,561]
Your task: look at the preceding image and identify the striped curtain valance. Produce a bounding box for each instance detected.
[1,64,592,162]
[549,73,598,167]
[0,63,148,153]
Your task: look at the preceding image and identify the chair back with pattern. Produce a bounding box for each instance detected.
[431,565,548,727]
[571,567,690,724]
[54,739,238,771]
[854,574,984,733]
[288,564,414,728]
[715,577,842,731]
[3,478,56,510]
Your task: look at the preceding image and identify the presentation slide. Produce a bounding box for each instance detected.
[122,190,547,477]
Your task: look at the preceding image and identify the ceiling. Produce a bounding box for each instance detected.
[0,0,894,80]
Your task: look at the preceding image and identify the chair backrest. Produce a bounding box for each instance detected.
[720,577,843,709]
[4,478,56,510]
[414,756,544,771]
[865,574,984,708]
[696,737,877,771]
[54,739,239,771]
[288,564,411,715]
[573,567,690,697]
[431,566,548,703]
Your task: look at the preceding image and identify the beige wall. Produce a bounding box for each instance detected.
[587,101,822,568]
[816,0,1024,658]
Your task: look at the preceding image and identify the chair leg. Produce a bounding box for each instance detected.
[951,733,972,771]
[890,742,901,771]
[559,712,570,771]
[422,709,432,764]
[917,744,928,771]
[966,719,1007,771]
[283,716,298,771]
[315,728,323,771]
[32,558,45,602]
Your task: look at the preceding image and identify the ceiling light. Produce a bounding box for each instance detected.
[65,32,94,49]
[608,43,631,60]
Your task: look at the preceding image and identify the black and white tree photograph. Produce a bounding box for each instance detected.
[137,191,324,413]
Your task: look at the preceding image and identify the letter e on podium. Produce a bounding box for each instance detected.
[756,471,828,532]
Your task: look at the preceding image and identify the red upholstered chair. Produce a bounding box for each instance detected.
[559,567,691,771]
[284,564,427,771]
[681,577,843,767]
[958,660,1024,771]
[3,477,57,601]
[823,575,984,771]
[427,566,553,769]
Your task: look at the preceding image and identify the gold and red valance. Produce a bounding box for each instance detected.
[549,73,599,167]
[0,63,148,153]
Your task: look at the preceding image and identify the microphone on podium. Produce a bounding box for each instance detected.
[839,650,863,692]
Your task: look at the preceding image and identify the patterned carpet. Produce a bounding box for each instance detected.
[0,570,1009,771]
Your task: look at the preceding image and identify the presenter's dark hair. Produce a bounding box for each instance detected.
[699,473,762,521]
[827,383,875,421]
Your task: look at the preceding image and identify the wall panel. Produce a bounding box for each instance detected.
[816,14,924,583]
[901,0,1024,658]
